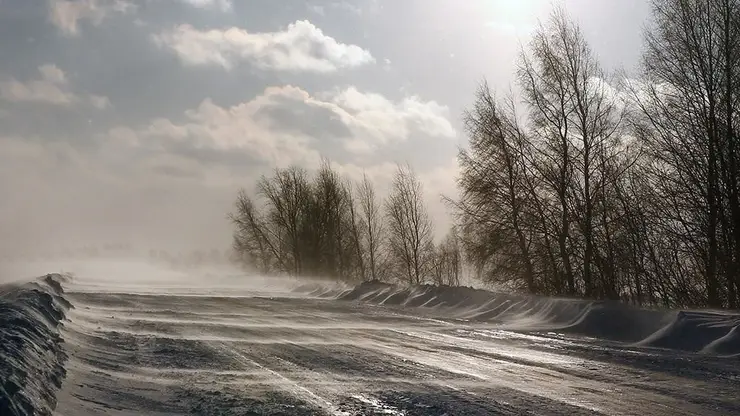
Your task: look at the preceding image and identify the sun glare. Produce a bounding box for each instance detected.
[486,0,547,34]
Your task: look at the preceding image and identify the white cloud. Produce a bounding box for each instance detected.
[49,0,136,36]
[0,64,110,109]
[179,0,232,11]
[88,85,456,238]
[152,20,374,72]
[328,87,456,152]
[89,94,112,109]
[38,64,68,84]
[0,64,76,105]
[109,85,454,167]
[111,87,321,168]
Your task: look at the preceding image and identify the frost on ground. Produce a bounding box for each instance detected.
[1,267,740,415]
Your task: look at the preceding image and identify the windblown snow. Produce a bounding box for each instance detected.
[0,274,70,416]
[1,264,739,415]
[319,281,740,356]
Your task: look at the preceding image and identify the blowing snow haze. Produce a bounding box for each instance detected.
[6,1,740,416]
[0,0,647,257]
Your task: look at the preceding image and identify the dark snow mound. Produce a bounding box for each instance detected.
[325,281,740,357]
[0,273,72,416]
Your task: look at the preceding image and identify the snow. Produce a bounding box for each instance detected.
[0,274,70,416]
[0,268,739,415]
[313,281,740,356]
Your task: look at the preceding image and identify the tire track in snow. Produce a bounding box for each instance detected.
[55,276,740,415]
[215,342,350,416]
[216,341,412,415]
[360,328,728,416]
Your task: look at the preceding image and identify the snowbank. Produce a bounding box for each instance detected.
[307,281,740,357]
[0,273,72,416]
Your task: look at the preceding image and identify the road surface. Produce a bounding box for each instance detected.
[51,273,740,416]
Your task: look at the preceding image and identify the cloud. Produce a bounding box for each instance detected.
[48,0,136,36]
[106,85,454,171]
[179,0,232,11]
[107,87,322,169]
[307,1,379,17]
[89,95,112,109]
[0,84,457,252]
[0,64,76,105]
[0,64,111,109]
[152,20,374,72]
[328,87,456,151]
[250,85,456,155]
[38,64,68,84]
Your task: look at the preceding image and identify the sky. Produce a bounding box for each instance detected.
[0,0,651,255]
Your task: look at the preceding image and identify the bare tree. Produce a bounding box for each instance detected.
[385,164,435,285]
[454,82,539,291]
[357,173,385,281]
[258,167,312,276]
[631,0,740,307]
[231,163,382,282]
[433,227,463,286]
[229,190,283,273]
[518,6,625,297]
[311,159,351,278]
[517,8,578,295]
[346,180,366,281]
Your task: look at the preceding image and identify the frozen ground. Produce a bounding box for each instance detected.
[1,261,739,415]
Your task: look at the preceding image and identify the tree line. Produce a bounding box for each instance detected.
[229,161,462,286]
[454,0,740,309]
[232,0,740,309]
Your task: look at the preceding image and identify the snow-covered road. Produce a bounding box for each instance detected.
[49,272,740,416]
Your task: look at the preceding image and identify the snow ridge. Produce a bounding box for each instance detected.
[308,281,740,357]
[0,273,72,416]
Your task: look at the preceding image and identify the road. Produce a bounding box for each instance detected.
[51,272,740,416]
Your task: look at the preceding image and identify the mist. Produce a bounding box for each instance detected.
[0,141,238,258]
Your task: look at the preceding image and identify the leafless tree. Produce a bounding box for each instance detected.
[631,0,740,307]
[431,227,463,286]
[229,190,283,273]
[385,164,435,285]
[357,173,385,281]
[257,166,312,275]
[227,1,740,309]
[346,179,367,281]
[453,82,539,291]
[518,6,626,297]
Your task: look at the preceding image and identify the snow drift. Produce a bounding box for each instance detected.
[0,273,71,416]
[309,281,740,357]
